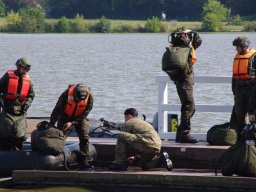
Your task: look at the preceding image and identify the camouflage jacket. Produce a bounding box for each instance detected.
[124,118,162,150]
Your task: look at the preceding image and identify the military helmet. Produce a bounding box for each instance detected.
[75,84,89,100]
[232,37,250,48]
[16,57,31,70]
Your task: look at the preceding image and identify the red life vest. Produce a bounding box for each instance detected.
[233,49,256,79]
[5,70,30,102]
[64,85,89,118]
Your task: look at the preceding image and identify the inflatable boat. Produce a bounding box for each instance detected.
[0,142,97,177]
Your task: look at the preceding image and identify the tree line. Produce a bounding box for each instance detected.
[0,0,256,33]
[0,0,255,20]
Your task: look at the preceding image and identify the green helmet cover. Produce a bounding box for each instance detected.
[16,57,31,70]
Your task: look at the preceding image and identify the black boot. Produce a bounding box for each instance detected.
[75,152,94,170]
[175,131,181,143]
[160,151,173,171]
[179,132,198,143]
[108,163,127,171]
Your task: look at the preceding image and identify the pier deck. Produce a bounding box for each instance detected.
[0,118,255,191]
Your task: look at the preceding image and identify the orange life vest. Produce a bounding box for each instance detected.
[5,70,30,102]
[190,47,196,65]
[64,85,89,118]
[233,49,256,79]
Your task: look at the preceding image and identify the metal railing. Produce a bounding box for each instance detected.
[155,75,233,141]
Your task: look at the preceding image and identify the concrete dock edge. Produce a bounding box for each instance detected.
[12,170,256,192]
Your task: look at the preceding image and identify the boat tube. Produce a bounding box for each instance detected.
[0,142,97,177]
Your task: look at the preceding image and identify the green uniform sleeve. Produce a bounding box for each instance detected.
[0,72,8,95]
[50,90,67,126]
[23,80,35,108]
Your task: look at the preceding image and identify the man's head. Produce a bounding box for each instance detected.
[124,108,138,122]
[16,57,31,70]
[233,36,250,54]
[75,83,89,101]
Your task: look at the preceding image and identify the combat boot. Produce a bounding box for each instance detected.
[160,151,173,171]
[179,133,198,143]
[108,163,127,171]
[175,130,181,143]
[75,151,94,170]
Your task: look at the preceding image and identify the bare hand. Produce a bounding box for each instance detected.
[63,122,73,132]
[127,156,135,165]
[249,115,256,123]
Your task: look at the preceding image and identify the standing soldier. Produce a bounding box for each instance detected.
[109,108,172,171]
[162,28,202,143]
[0,57,35,150]
[232,37,256,138]
[50,83,93,169]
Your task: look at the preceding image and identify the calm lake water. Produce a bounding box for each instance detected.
[1,33,256,133]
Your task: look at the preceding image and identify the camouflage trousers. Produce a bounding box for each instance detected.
[114,132,161,169]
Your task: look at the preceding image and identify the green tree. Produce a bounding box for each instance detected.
[95,16,111,33]
[144,16,161,32]
[71,13,87,33]
[56,16,71,32]
[6,10,22,31]
[18,8,46,32]
[231,14,241,26]
[202,0,230,32]
[0,0,5,16]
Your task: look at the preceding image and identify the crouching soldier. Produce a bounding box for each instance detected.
[109,108,173,171]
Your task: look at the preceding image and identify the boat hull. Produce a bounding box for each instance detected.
[0,142,97,177]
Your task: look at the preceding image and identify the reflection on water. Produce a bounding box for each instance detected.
[0,33,255,133]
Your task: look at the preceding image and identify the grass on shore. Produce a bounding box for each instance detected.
[0,17,244,32]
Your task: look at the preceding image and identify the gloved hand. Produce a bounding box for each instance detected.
[21,104,29,114]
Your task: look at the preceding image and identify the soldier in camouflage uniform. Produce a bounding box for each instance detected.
[109,108,169,171]
[0,58,35,150]
[50,83,93,169]
[164,28,202,143]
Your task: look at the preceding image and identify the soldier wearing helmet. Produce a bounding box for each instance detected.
[231,36,256,138]
[16,57,31,71]
[50,83,94,170]
[0,57,35,150]
[163,28,202,143]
